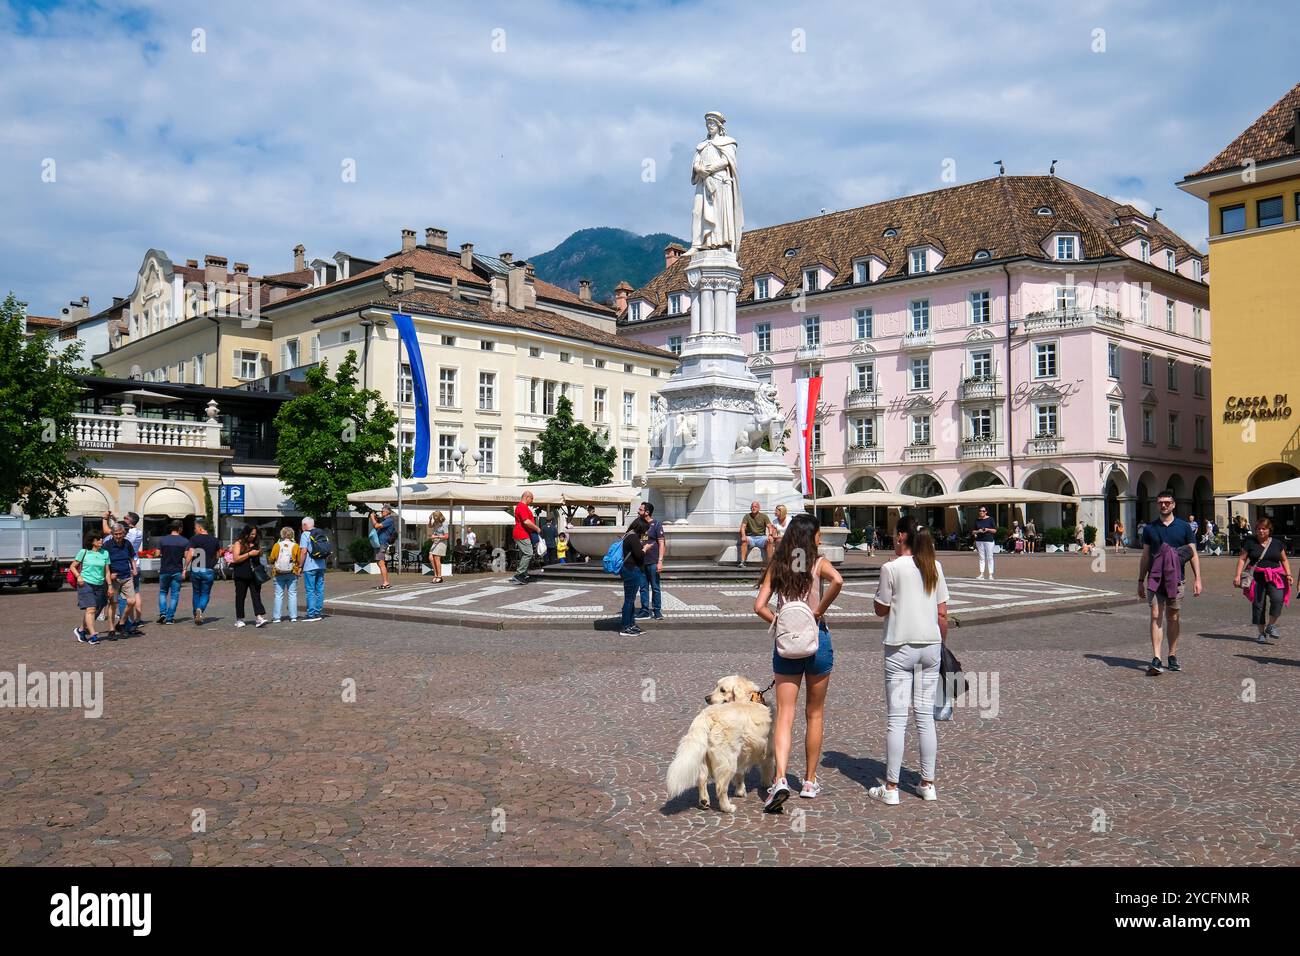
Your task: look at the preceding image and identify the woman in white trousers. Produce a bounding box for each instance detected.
[972,506,997,580]
[869,516,950,804]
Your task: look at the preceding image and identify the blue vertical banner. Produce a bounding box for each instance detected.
[390,312,430,479]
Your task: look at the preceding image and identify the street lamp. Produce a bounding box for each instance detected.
[452,443,481,477]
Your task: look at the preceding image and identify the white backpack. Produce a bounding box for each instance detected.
[770,560,823,659]
[274,543,295,573]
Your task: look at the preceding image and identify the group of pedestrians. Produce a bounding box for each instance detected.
[755,512,945,811]
[617,502,667,636]
[70,514,332,643]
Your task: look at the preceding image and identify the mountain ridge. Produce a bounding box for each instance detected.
[529,227,687,304]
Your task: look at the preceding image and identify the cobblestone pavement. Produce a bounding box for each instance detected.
[1,552,1296,865]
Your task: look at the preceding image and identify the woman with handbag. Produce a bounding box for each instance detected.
[869,516,949,804]
[230,525,268,628]
[753,513,844,811]
[1233,516,1293,644]
[427,511,449,583]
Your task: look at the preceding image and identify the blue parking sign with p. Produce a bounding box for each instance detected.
[219,484,245,515]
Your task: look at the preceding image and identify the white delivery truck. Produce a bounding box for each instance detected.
[0,516,84,592]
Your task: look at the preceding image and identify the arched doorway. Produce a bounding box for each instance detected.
[1247,462,1300,539]
[957,470,1007,531]
[1134,470,1157,524]
[1102,466,1129,541]
[1192,476,1214,528]
[1024,466,1076,531]
[846,474,887,537]
[806,477,835,526]
[1166,473,1188,519]
[900,473,945,534]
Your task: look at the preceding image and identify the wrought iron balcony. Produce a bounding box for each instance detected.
[795,344,824,362]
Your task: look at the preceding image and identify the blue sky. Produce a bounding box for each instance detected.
[2,0,1297,314]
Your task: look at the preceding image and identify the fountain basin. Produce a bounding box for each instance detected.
[564,523,848,564]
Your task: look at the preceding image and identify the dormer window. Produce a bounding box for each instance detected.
[784,247,799,258]
[803,268,820,292]
[973,249,991,261]
[1192,259,1202,282]
[854,260,869,284]
[883,227,899,238]
[628,301,643,322]
[1166,250,1176,271]
[668,293,683,314]
[755,277,770,300]
[909,249,928,275]
[1036,206,1053,217]
[1055,235,1077,261]
[1139,238,1150,263]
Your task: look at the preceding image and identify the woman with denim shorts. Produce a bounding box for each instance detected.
[753,513,843,812]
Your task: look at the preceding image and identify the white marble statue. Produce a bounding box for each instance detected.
[648,394,668,461]
[675,413,699,448]
[690,111,744,254]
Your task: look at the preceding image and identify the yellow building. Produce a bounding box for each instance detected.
[1178,83,1300,535]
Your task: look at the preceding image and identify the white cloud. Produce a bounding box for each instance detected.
[0,0,1290,311]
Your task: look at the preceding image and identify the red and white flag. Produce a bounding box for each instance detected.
[795,376,822,492]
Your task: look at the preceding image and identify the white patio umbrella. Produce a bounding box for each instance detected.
[923,486,1079,507]
[1229,477,1300,506]
[813,490,925,508]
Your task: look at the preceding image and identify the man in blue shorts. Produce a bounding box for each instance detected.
[1137,490,1202,675]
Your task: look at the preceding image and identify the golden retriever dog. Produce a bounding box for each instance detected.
[666,675,774,813]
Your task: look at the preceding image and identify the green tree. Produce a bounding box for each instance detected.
[273,351,400,534]
[517,394,616,485]
[0,293,98,516]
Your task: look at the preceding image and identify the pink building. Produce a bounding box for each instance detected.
[619,176,1213,538]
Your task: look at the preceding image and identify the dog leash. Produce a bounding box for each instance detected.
[750,678,775,704]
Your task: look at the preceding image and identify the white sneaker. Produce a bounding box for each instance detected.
[868,784,900,805]
[235,620,247,628]
[918,783,938,802]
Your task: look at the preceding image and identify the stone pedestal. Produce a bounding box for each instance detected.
[644,249,804,527]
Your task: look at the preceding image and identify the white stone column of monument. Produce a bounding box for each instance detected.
[726,282,738,336]
[690,291,701,335]
[713,285,727,336]
[699,280,715,334]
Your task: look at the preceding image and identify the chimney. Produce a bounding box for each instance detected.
[403,266,417,292]
[460,242,474,270]
[450,276,461,300]
[401,229,417,253]
[186,259,199,268]
[112,296,124,306]
[664,242,686,268]
[425,227,447,251]
[233,262,249,275]
[293,243,306,272]
[500,252,513,265]
[613,281,633,315]
[578,279,592,302]
[204,255,228,284]
[60,296,91,323]
[270,287,288,304]
[506,261,527,311]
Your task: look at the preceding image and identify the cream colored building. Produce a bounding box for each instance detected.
[94,229,677,487]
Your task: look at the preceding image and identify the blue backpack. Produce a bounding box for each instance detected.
[602,540,624,574]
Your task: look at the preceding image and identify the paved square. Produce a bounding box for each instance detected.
[1,552,1296,866]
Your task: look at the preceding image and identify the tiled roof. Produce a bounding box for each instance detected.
[315,288,675,360]
[625,176,1206,315]
[261,269,314,287]
[24,314,62,329]
[271,246,613,315]
[1188,83,1300,177]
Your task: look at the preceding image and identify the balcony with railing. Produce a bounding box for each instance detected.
[846,444,881,465]
[959,437,1002,460]
[844,386,883,411]
[73,409,224,451]
[795,343,824,362]
[1027,434,1063,455]
[1023,306,1124,334]
[904,444,934,462]
[957,376,1005,403]
[901,328,934,350]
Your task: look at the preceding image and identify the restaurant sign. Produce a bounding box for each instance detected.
[1223,394,1292,423]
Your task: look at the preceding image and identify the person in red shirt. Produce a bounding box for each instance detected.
[510,491,540,585]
